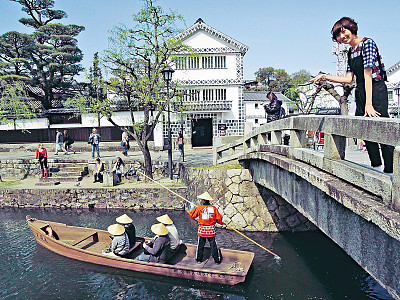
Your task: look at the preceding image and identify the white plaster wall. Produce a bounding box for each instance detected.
[388,68,400,83]
[184,30,233,49]
[153,122,164,147]
[0,117,48,130]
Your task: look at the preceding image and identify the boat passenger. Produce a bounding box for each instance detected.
[107,224,130,256]
[135,223,170,263]
[116,214,136,246]
[190,192,224,264]
[156,214,181,250]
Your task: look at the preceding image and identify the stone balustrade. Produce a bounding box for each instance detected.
[214,115,400,212]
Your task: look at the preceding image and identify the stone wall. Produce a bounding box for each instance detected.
[0,159,38,180]
[0,187,187,210]
[180,166,315,232]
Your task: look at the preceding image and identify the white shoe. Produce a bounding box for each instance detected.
[372,165,383,172]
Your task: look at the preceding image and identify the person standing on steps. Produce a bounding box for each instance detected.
[311,17,394,174]
[36,143,49,178]
[55,129,63,155]
[190,192,224,265]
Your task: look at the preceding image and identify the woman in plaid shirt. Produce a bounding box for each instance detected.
[311,17,393,173]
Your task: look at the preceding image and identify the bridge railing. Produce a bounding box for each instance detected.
[214,115,400,211]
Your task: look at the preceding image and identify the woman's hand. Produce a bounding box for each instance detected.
[310,74,327,84]
[364,104,381,117]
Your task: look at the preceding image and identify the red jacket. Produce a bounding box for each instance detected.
[36,148,47,159]
[190,205,223,226]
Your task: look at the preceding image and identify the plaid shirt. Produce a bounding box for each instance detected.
[347,37,385,81]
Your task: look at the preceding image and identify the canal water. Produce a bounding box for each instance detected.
[0,209,393,300]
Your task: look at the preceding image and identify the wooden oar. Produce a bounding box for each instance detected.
[137,170,281,260]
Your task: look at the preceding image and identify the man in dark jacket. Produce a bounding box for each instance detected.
[135,223,170,263]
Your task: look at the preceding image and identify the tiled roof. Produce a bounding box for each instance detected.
[387,61,400,75]
[174,18,249,54]
[243,91,290,102]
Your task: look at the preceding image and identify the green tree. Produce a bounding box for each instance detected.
[255,67,275,87]
[254,67,290,93]
[72,0,189,179]
[0,80,37,130]
[0,0,85,109]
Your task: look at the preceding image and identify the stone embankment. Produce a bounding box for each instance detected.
[1,156,314,232]
[181,165,315,232]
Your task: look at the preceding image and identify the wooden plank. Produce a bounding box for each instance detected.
[72,232,98,246]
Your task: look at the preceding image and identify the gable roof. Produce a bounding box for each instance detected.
[175,18,248,55]
[243,91,290,102]
[387,61,400,75]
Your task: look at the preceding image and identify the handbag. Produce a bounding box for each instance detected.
[121,141,125,147]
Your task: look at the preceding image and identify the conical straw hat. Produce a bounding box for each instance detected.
[116,214,133,224]
[197,191,214,201]
[151,223,169,236]
[108,224,125,236]
[156,214,173,225]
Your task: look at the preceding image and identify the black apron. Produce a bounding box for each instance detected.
[348,40,389,117]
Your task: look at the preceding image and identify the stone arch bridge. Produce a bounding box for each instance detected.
[214,115,400,300]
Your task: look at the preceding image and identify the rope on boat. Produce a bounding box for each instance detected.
[137,170,281,260]
[228,261,244,273]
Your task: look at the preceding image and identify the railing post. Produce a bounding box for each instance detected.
[289,130,306,148]
[271,130,282,145]
[324,133,346,160]
[258,132,267,145]
[213,146,221,165]
[392,146,400,212]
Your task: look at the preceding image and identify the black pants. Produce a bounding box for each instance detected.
[94,173,103,183]
[39,158,48,170]
[196,236,221,263]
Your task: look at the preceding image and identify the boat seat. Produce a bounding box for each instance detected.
[72,232,99,246]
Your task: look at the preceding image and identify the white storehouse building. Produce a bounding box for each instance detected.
[387,61,400,118]
[171,18,248,147]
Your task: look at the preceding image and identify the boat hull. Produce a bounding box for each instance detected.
[27,216,254,285]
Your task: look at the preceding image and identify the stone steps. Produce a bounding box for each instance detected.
[45,161,88,182]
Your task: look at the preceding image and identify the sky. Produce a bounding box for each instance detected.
[1,0,400,81]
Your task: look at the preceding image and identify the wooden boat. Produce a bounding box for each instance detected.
[26,216,254,285]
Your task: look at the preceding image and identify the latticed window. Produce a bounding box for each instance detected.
[203,89,214,101]
[176,57,187,70]
[388,91,393,101]
[188,57,200,69]
[202,56,214,69]
[214,56,226,68]
[215,89,226,100]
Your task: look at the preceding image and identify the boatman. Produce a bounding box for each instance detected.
[190,192,224,264]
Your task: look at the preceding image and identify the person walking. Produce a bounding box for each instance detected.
[63,129,75,154]
[121,131,129,156]
[36,143,49,178]
[311,17,394,173]
[190,192,224,264]
[88,128,101,158]
[176,131,184,161]
[261,92,282,123]
[55,129,63,155]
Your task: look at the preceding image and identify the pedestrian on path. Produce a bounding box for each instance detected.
[121,130,129,156]
[55,129,63,155]
[311,17,394,173]
[36,143,49,178]
[88,128,101,158]
[176,131,184,161]
[63,129,75,154]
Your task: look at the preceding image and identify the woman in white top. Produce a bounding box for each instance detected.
[113,157,124,183]
[156,214,180,250]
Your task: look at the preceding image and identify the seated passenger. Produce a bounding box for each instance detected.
[156,214,180,250]
[135,223,170,263]
[106,224,130,257]
[116,214,136,246]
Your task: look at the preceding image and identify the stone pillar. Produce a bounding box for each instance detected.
[324,133,346,160]
[392,146,400,212]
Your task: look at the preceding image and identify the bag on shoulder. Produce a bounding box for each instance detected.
[120,141,125,147]
[88,135,93,144]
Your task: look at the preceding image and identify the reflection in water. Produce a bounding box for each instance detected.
[0,208,393,299]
